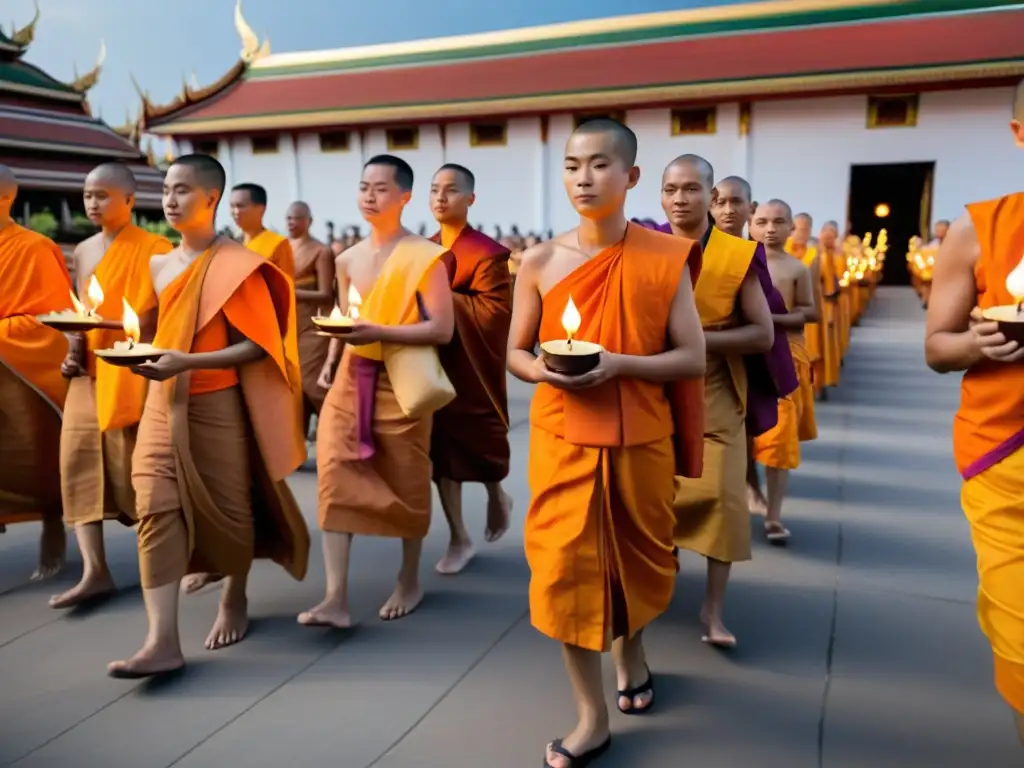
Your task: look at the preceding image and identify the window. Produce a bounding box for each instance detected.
[251,135,279,154]
[386,127,419,151]
[671,107,717,136]
[319,130,350,152]
[867,94,919,129]
[573,111,625,129]
[470,121,507,147]
[193,140,218,157]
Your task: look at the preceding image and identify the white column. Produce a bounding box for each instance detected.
[218,138,236,231]
[283,133,302,203]
[535,116,550,233]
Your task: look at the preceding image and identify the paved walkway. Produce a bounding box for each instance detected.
[0,287,1019,767]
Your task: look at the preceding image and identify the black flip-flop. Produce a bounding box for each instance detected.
[617,665,655,715]
[544,736,611,767]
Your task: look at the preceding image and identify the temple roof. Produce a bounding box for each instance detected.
[144,0,1024,135]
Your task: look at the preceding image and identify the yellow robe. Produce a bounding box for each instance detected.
[787,240,824,395]
[753,333,815,469]
[674,228,754,564]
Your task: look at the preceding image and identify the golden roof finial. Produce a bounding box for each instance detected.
[12,0,39,47]
[234,0,269,63]
[190,70,201,90]
[71,39,106,93]
[145,138,156,167]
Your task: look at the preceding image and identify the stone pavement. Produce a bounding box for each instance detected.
[0,287,1019,767]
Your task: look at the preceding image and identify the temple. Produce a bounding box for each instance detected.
[1,5,163,240]
[142,0,1023,285]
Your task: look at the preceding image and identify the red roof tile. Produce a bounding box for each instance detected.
[0,106,143,156]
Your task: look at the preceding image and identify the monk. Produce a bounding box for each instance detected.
[108,155,308,677]
[751,200,817,543]
[662,158,778,649]
[428,163,513,575]
[930,218,950,246]
[788,213,825,398]
[51,163,173,609]
[511,120,706,766]
[924,80,1024,745]
[229,183,295,278]
[818,220,843,387]
[0,165,72,580]
[302,155,454,628]
[286,200,334,437]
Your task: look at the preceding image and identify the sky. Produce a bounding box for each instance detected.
[9,0,747,125]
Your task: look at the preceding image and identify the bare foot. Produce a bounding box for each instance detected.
[204,598,249,650]
[181,573,224,594]
[485,489,512,543]
[747,484,768,515]
[49,572,116,609]
[544,723,611,768]
[435,542,475,575]
[108,643,185,679]
[700,613,737,649]
[31,521,66,582]
[297,600,354,629]
[765,521,791,545]
[379,583,423,621]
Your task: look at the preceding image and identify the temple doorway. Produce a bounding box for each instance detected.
[846,161,935,286]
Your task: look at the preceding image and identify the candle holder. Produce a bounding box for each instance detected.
[540,339,603,376]
[981,305,1024,345]
[35,311,117,332]
[311,314,355,335]
[95,340,166,367]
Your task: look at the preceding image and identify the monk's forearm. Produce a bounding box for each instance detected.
[508,348,543,384]
[326,337,343,364]
[186,340,266,370]
[801,305,821,324]
[705,325,774,355]
[925,331,984,373]
[613,348,705,382]
[295,288,334,304]
[375,321,453,347]
[772,312,806,331]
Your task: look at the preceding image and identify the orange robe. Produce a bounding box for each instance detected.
[834,250,852,358]
[132,238,308,589]
[673,228,756,563]
[60,226,172,527]
[292,236,333,421]
[0,224,72,525]
[787,241,824,395]
[247,230,295,279]
[753,330,815,469]
[317,236,452,539]
[956,192,1024,714]
[818,246,841,388]
[527,223,704,652]
[429,226,512,483]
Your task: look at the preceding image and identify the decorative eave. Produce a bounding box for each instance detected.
[70,40,106,94]
[8,0,39,51]
[143,5,1024,136]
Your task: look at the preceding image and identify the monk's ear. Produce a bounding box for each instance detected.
[467,192,476,208]
[1012,119,1024,149]
[626,165,640,190]
[126,192,137,210]
[208,189,222,212]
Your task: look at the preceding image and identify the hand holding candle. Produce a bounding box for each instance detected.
[86,275,104,317]
[94,298,165,366]
[1006,255,1024,313]
[978,253,1024,346]
[312,283,363,333]
[539,295,603,375]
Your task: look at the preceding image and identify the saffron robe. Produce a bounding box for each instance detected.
[317,236,452,539]
[527,223,704,652]
[753,332,815,470]
[429,226,512,483]
[0,224,71,525]
[61,226,172,527]
[673,227,767,563]
[787,241,825,394]
[292,236,333,417]
[247,230,296,279]
[818,246,842,387]
[132,239,308,589]
[956,193,1024,713]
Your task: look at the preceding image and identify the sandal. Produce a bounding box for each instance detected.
[544,736,611,767]
[765,521,791,545]
[616,665,655,715]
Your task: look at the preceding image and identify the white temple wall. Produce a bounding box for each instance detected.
[189,85,1022,240]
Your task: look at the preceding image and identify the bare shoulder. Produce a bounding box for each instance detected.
[149,247,178,273]
[518,237,558,275]
[937,213,980,268]
[336,239,368,269]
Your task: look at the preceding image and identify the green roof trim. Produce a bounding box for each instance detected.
[0,59,79,95]
[249,0,1022,79]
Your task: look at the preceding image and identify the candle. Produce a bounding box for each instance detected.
[328,305,345,322]
[122,298,140,348]
[347,283,362,320]
[87,275,104,316]
[1007,256,1024,314]
[69,290,88,316]
[561,296,581,349]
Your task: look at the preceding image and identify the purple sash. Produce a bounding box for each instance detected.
[351,355,381,460]
[961,427,1024,480]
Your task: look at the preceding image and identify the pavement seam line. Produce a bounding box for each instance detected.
[364,610,531,768]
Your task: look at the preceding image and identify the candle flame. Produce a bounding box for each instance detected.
[121,298,140,345]
[1008,257,1024,303]
[69,290,87,316]
[328,305,344,321]
[347,283,362,320]
[87,275,104,311]
[561,296,581,340]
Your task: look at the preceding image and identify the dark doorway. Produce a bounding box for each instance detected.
[847,162,934,286]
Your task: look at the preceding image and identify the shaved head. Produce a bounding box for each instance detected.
[665,154,714,189]
[823,220,838,230]
[570,118,638,167]
[0,165,16,220]
[0,164,18,192]
[435,163,475,193]
[760,199,794,219]
[715,175,751,201]
[86,162,136,193]
[1015,78,1024,120]
[795,212,812,224]
[287,201,312,218]
[171,154,226,198]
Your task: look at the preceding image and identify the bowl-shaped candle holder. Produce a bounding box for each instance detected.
[311,315,355,335]
[540,339,603,376]
[982,305,1024,345]
[35,311,113,333]
[95,341,166,368]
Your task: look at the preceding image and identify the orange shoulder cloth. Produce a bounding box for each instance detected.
[248,230,295,279]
